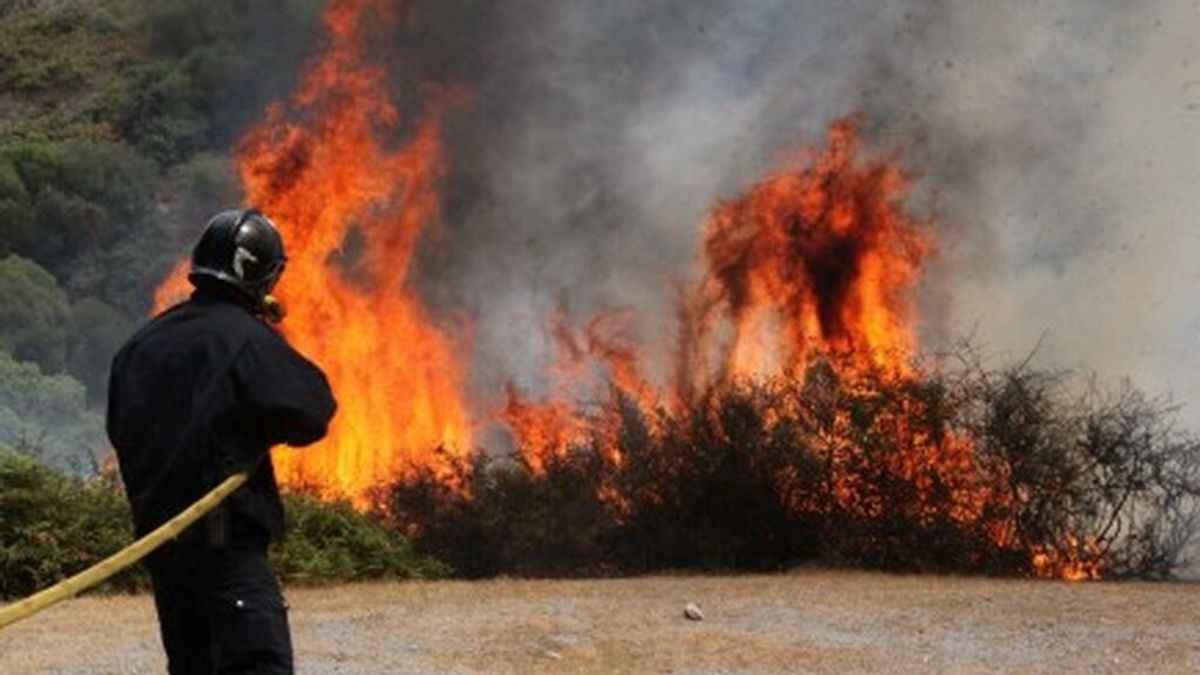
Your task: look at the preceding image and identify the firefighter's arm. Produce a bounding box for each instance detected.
[233,332,337,447]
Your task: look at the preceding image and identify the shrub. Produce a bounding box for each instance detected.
[961,364,1200,578]
[383,456,500,578]
[387,354,1200,579]
[66,296,135,405]
[273,491,446,584]
[0,446,144,599]
[0,255,72,373]
[0,448,443,600]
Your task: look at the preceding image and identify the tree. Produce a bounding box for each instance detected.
[0,347,105,473]
[0,156,35,257]
[0,254,72,373]
[67,296,134,404]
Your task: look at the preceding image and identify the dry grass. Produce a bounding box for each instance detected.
[2,571,1199,674]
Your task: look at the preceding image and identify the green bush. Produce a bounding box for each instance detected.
[0,5,116,93]
[273,491,446,584]
[109,61,211,165]
[100,0,323,165]
[0,446,144,599]
[66,297,136,405]
[0,449,444,600]
[0,255,72,373]
[0,138,169,315]
[0,138,159,269]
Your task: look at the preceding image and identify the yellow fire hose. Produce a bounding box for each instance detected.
[0,472,248,630]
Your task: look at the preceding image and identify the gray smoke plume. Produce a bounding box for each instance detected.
[398,1,1200,423]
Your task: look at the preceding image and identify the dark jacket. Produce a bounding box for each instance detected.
[107,287,336,546]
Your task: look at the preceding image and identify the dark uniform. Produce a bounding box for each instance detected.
[108,255,335,671]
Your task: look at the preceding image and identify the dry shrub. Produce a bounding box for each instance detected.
[388,351,1200,579]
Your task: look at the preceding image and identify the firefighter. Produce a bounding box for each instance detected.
[107,208,336,674]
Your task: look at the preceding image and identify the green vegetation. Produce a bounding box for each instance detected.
[0,348,103,472]
[0,1,133,141]
[0,446,142,598]
[274,492,447,583]
[0,0,322,471]
[0,448,440,600]
[0,255,71,372]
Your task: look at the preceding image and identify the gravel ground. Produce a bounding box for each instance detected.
[2,571,1198,674]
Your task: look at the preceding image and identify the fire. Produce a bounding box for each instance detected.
[699,118,927,380]
[156,0,471,506]
[503,118,928,469]
[1032,536,1105,581]
[148,2,1100,578]
[496,308,655,472]
[496,118,1096,579]
[693,118,1010,536]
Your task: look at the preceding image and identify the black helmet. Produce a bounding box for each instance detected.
[188,208,287,301]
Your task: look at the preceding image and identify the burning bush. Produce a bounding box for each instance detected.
[387,355,1200,579]
[382,447,618,578]
[137,1,1199,582]
[955,359,1200,579]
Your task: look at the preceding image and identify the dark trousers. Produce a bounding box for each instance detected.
[146,545,293,675]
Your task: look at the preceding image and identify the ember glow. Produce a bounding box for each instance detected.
[1032,536,1106,582]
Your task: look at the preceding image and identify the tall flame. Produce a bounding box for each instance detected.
[496,118,1102,580]
[700,118,927,380]
[157,0,471,505]
[148,4,1100,578]
[502,118,929,467]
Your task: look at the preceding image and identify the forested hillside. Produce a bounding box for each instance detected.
[0,0,322,470]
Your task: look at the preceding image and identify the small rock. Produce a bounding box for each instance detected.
[683,602,704,621]
[541,649,563,660]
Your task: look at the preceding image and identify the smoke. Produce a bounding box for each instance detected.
[390,1,1200,423]
[879,1,1200,418]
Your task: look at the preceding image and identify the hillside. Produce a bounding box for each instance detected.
[0,0,319,470]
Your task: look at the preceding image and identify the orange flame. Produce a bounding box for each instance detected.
[156,0,471,506]
[496,307,655,472]
[502,118,927,471]
[701,117,927,380]
[496,118,1094,579]
[1032,535,1106,581]
[150,7,1098,577]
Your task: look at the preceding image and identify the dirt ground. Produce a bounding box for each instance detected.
[1,571,1198,674]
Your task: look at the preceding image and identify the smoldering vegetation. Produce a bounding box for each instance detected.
[387,352,1200,579]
